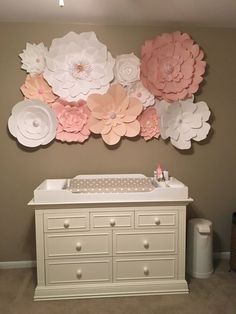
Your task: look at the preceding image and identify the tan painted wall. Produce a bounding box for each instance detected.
[1,23,236,261]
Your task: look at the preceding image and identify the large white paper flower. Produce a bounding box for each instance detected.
[43,31,115,101]
[114,53,140,86]
[156,98,211,149]
[19,42,48,75]
[127,81,155,108]
[8,100,57,148]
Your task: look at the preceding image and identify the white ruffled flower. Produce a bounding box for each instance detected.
[155,97,211,150]
[127,81,155,108]
[43,31,115,101]
[114,53,140,86]
[19,42,48,75]
[8,99,57,148]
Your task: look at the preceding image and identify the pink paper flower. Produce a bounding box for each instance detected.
[138,107,160,141]
[87,84,143,145]
[52,99,91,143]
[21,74,58,105]
[140,31,206,102]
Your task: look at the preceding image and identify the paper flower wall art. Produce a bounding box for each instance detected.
[43,31,115,101]
[114,53,140,86]
[52,99,91,143]
[138,107,160,141]
[156,97,211,149]
[10,30,211,150]
[19,42,48,75]
[127,81,155,108]
[21,74,58,105]
[87,84,143,145]
[141,31,206,102]
[8,99,57,148]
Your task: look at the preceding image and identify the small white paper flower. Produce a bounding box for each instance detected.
[114,53,140,86]
[155,97,211,149]
[19,42,48,75]
[127,81,155,108]
[8,99,57,148]
[43,31,115,101]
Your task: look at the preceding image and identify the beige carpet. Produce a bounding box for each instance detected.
[0,259,235,314]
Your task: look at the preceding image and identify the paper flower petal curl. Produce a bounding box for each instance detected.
[155,97,211,149]
[43,31,115,101]
[8,99,57,147]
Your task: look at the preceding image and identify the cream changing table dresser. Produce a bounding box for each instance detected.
[29,174,192,300]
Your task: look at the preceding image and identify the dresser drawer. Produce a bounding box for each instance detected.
[44,212,89,232]
[113,230,177,255]
[45,232,111,258]
[135,211,177,228]
[46,258,112,285]
[114,256,176,281]
[91,212,134,229]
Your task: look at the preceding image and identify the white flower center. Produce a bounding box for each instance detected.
[33,119,40,127]
[71,61,91,79]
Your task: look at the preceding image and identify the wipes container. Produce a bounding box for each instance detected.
[187,218,213,278]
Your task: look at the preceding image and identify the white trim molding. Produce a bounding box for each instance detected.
[0,260,36,269]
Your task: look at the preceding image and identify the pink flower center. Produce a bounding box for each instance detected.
[164,63,174,74]
[36,58,41,63]
[110,112,117,119]
[38,88,44,95]
[75,63,84,73]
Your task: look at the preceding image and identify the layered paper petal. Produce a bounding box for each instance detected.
[155,97,211,149]
[43,31,115,101]
[52,99,91,143]
[19,42,48,75]
[88,84,143,145]
[141,31,206,102]
[21,74,58,105]
[8,99,57,147]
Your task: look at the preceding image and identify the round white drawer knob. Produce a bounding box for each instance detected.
[110,218,116,227]
[154,217,161,225]
[76,242,82,251]
[143,266,149,276]
[143,240,149,249]
[63,220,70,228]
[76,269,82,279]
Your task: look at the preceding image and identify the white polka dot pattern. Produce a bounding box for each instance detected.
[69,177,155,193]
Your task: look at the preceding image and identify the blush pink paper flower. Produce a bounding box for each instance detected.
[21,74,58,104]
[138,107,160,141]
[52,99,91,143]
[141,31,206,102]
[87,84,143,145]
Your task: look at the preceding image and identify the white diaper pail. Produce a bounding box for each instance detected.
[187,218,213,279]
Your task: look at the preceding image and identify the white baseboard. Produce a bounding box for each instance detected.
[0,260,36,269]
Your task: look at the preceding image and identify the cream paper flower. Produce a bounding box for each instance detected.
[19,42,48,75]
[114,53,140,86]
[156,97,211,149]
[8,99,57,148]
[43,31,115,101]
[127,81,155,108]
